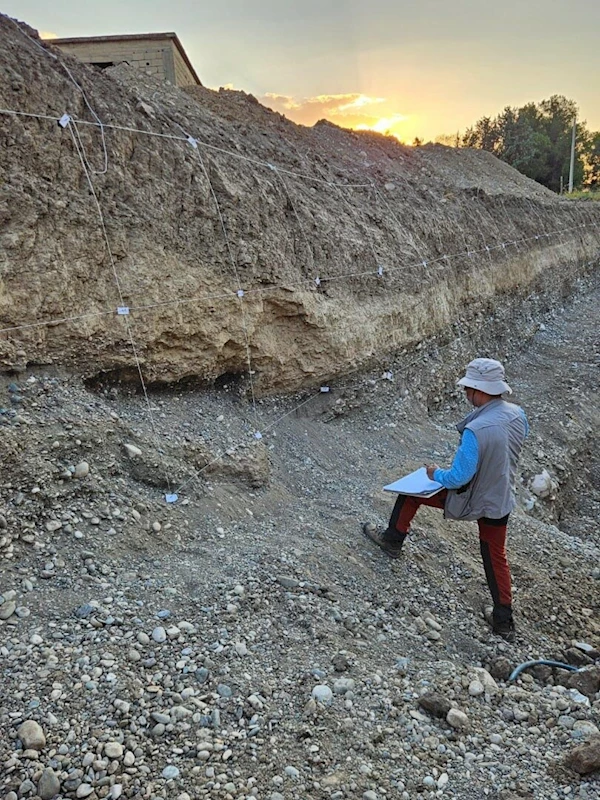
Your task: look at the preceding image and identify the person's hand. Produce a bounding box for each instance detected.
[425,463,439,480]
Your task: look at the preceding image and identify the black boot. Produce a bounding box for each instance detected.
[484,604,516,643]
[363,523,406,559]
[492,605,516,643]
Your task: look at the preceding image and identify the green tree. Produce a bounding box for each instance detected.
[462,116,498,151]
[496,104,549,179]
[463,95,595,193]
[583,131,600,187]
[538,95,582,191]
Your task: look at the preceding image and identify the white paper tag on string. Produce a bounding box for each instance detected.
[117,306,130,315]
[58,113,71,128]
[187,136,198,149]
[320,386,330,393]
[314,276,321,286]
[422,261,428,268]
[237,289,244,298]
[377,265,384,277]
[267,163,277,171]
[165,493,178,504]
[254,431,263,440]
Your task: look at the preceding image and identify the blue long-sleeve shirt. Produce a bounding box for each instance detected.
[433,429,479,489]
[433,409,529,490]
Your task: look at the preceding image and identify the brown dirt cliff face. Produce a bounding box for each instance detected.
[0,14,599,391]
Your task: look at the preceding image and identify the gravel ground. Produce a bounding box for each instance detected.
[1,279,599,800]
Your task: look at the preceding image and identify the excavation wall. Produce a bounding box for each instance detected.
[1,15,599,391]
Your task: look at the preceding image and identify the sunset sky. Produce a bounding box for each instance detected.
[3,0,599,143]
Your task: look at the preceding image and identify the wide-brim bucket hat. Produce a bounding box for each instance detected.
[457,357,512,395]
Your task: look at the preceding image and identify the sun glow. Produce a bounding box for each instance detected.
[355,114,408,140]
[336,94,386,112]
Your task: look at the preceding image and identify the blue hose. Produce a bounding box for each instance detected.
[508,659,581,682]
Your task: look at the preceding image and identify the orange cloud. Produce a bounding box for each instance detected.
[260,92,408,140]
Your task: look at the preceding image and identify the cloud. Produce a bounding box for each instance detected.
[263,92,383,118]
[259,92,408,139]
[39,31,58,39]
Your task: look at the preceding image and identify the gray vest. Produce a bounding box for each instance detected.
[444,399,527,521]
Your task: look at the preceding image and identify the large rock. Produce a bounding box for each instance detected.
[565,735,600,774]
[446,708,469,729]
[566,667,600,699]
[565,647,594,667]
[530,469,555,498]
[472,667,499,693]
[418,692,452,719]
[38,768,60,800]
[17,719,46,750]
[489,657,512,682]
[0,600,16,620]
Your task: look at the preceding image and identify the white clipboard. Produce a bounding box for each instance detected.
[383,467,443,497]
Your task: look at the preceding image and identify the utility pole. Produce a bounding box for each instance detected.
[568,118,577,193]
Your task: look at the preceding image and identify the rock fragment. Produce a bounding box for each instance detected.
[74,461,90,479]
[566,667,600,699]
[418,692,452,718]
[312,685,333,706]
[17,720,46,750]
[446,708,469,729]
[565,735,600,774]
[104,741,124,759]
[0,600,16,620]
[530,469,555,497]
[37,768,60,800]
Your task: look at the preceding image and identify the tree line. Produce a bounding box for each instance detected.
[417,96,600,194]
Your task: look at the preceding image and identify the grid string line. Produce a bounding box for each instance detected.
[66,119,173,494]
[7,19,108,174]
[0,106,371,187]
[272,166,317,279]
[0,221,597,339]
[186,137,260,431]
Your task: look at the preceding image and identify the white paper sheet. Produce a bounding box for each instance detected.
[383,466,443,497]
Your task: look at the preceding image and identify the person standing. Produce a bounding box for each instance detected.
[364,358,528,642]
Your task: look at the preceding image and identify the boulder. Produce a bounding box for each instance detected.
[418,692,452,719]
[565,735,600,774]
[17,719,46,750]
[566,667,600,699]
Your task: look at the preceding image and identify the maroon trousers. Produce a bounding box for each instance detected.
[388,490,513,623]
